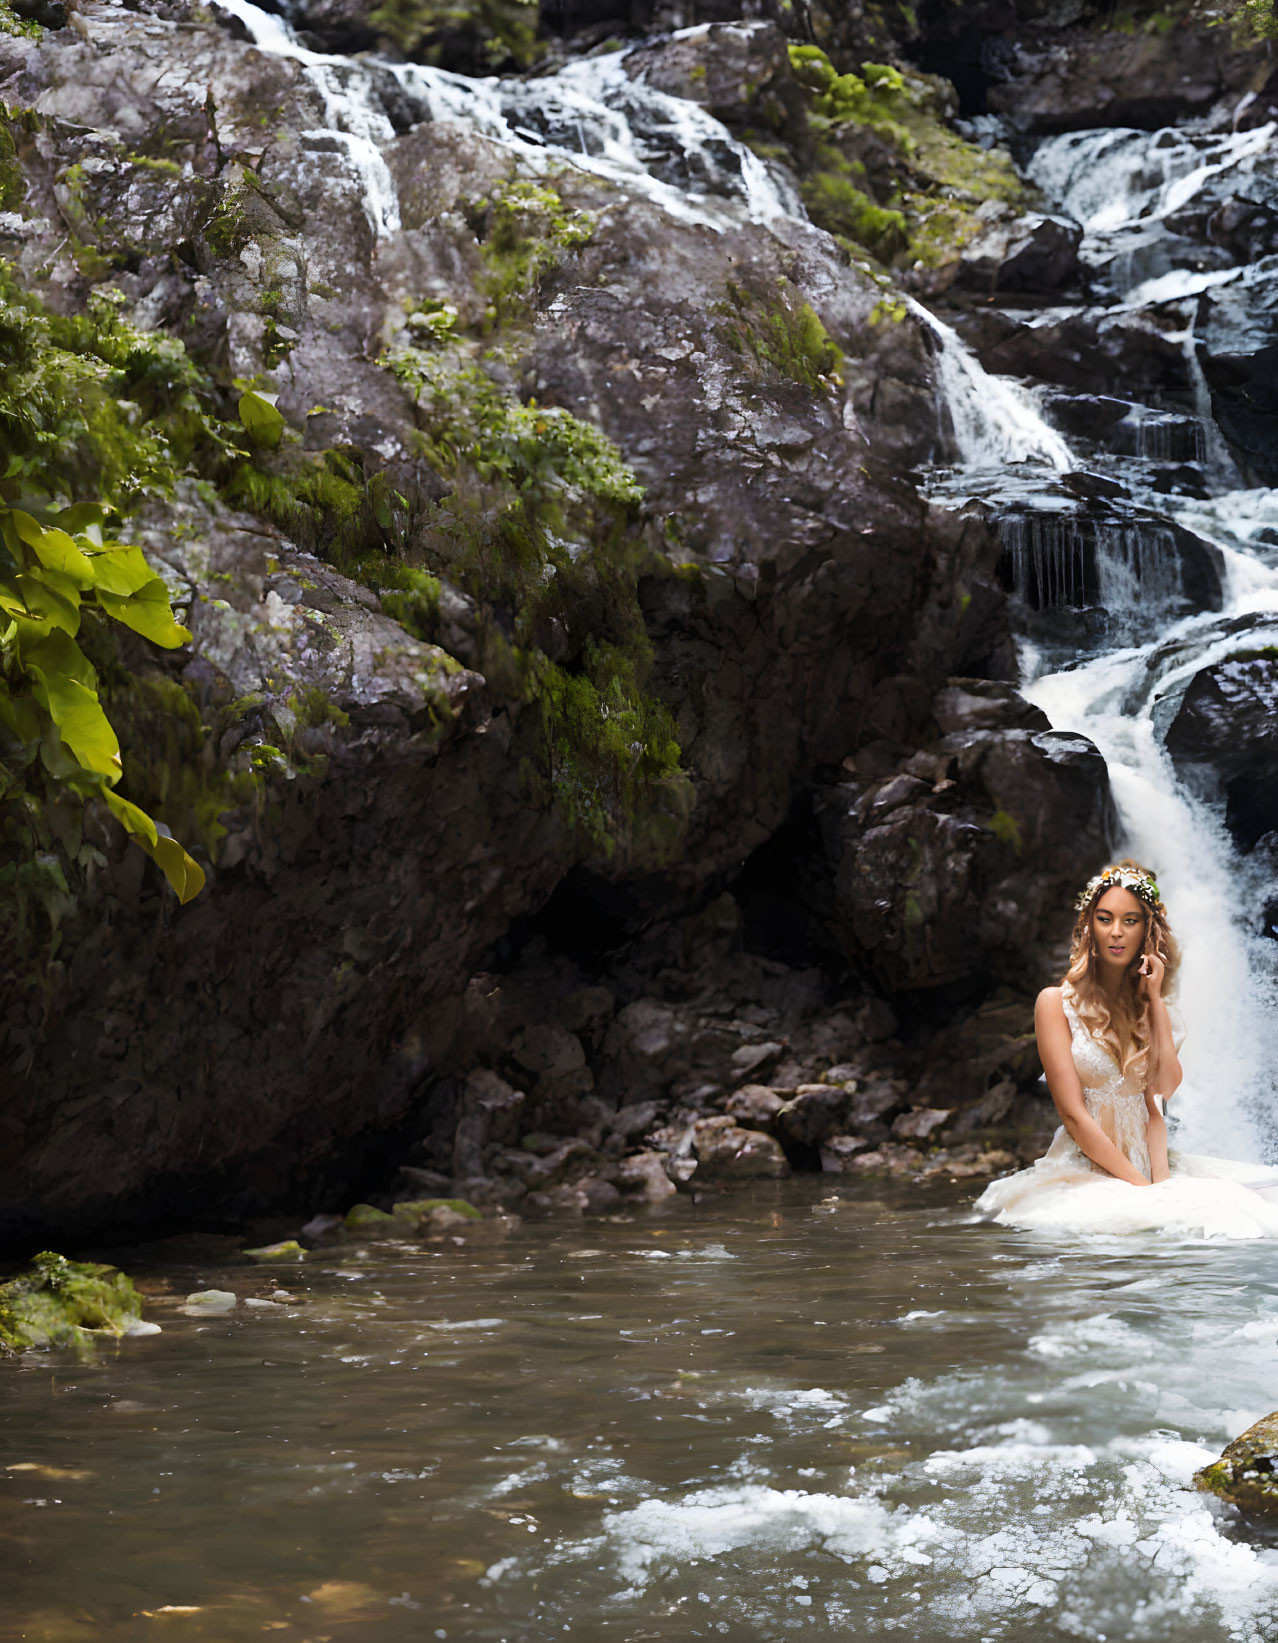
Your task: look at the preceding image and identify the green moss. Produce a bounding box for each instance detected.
[243,1240,307,1261]
[344,1203,396,1229]
[716,278,844,391]
[368,0,541,68]
[786,45,1031,273]
[393,1197,482,1221]
[0,0,40,38]
[0,115,24,211]
[986,807,1024,855]
[803,166,908,261]
[0,1252,144,1356]
[467,177,596,324]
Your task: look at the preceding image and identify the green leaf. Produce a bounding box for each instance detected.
[103,790,206,903]
[27,527,96,590]
[27,666,121,781]
[87,544,156,597]
[96,578,191,648]
[238,389,285,450]
[55,502,108,537]
[2,571,81,636]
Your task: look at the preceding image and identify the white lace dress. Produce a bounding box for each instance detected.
[976,984,1278,1239]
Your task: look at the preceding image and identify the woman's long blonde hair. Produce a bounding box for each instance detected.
[1063,858,1180,1084]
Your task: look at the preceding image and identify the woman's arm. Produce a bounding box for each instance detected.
[1144,1092,1170,1182]
[1144,977,1183,1101]
[1036,988,1151,1186]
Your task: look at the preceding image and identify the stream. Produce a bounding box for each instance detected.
[8,9,1278,1639]
[6,1181,1278,1641]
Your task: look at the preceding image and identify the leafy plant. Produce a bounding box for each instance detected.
[0,502,205,900]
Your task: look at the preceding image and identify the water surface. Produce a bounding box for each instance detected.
[5,1180,1278,1641]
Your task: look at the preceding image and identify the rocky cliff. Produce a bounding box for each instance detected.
[6,0,1266,1245]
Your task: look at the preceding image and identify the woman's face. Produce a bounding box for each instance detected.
[1092,886,1147,972]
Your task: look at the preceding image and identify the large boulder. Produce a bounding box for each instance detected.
[954,204,1083,295]
[815,682,1114,995]
[1165,653,1278,851]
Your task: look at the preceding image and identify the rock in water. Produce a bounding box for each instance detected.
[1195,1413,1278,1514]
[0,1252,147,1354]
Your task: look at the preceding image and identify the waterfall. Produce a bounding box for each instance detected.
[213,0,403,235]
[212,0,799,234]
[907,300,1074,471]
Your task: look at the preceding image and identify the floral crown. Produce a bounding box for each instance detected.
[1075,864,1161,911]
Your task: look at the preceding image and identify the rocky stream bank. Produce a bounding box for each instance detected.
[2,0,1275,1251]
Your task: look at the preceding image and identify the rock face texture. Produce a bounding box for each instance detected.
[16,0,1244,1244]
[1196,1411,1278,1515]
[1167,654,1278,852]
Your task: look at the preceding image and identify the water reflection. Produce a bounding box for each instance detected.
[3,1181,1278,1641]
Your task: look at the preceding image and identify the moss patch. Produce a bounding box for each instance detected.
[716,277,845,391]
[0,1252,145,1356]
[785,45,1032,275]
[368,0,542,69]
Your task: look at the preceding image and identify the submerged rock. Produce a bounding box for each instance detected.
[243,1240,307,1262]
[0,1252,148,1355]
[1195,1412,1278,1515]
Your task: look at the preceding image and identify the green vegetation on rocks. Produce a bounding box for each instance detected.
[0,1251,145,1355]
[467,178,597,326]
[716,278,845,391]
[1195,1411,1278,1512]
[368,0,542,71]
[785,44,1031,275]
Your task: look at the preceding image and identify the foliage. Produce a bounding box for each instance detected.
[467,178,596,325]
[0,502,205,900]
[785,45,1030,272]
[0,263,227,907]
[716,278,844,391]
[0,1251,144,1356]
[367,0,542,70]
[1238,0,1278,33]
[0,0,39,38]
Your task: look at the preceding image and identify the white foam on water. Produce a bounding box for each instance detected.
[907,299,1074,471]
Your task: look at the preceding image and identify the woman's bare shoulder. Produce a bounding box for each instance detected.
[1035,985,1067,1020]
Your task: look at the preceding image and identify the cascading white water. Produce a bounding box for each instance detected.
[1004,123,1278,1161]
[211,0,797,233]
[906,299,1074,469]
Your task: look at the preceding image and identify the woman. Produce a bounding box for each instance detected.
[976,860,1278,1239]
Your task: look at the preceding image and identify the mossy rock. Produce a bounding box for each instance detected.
[392,1198,483,1223]
[0,1251,144,1357]
[1195,1412,1278,1513]
[242,1240,307,1262]
[343,1203,397,1229]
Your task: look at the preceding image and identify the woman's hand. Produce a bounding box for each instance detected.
[1137,949,1165,999]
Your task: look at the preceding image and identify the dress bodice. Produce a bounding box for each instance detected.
[1058,983,1150,1178]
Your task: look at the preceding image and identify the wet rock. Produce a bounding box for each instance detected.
[393,1197,483,1223]
[452,1070,525,1179]
[954,204,1083,295]
[985,24,1260,135]
[1195,1412,1278,1515]
[952,1079,1019,1135]
[727,1040,785,1078]
[607,1101,663,1145]
[617,1150,679,1203]
[558,986,616,1037]
[691,1116,790,1181]
[242,1240,307,1262]
[622,20,802,134]
[913,993,1040,1112]
[847,1078,909,1128]
[723,1084,786,1128]
[818,703,1113,994]
[891,1107,953,1141]
[819,1134,870,1172]
[774,1086,849,1151]
[578,1176,623,1214]
[1166,653,1278,851]
[183,1289,237,1314]
[508,1025,587,1079]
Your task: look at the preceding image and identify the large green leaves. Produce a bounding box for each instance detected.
[0,501,204,902]
[238,389,285,450]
